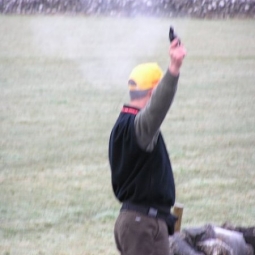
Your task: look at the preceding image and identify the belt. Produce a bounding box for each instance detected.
[121,202,177,235]
[121,202,170,218]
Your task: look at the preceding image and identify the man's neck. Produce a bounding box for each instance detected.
[129,98,148,109]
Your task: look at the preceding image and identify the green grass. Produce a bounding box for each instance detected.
[0,16,255,255]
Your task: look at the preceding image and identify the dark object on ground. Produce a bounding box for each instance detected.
[169,232,204,255]
[169,224,254,255]
[222,222,255,252]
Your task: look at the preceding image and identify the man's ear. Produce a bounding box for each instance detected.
[148,89,153,97]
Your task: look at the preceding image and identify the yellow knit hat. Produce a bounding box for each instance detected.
[128,63,163,92]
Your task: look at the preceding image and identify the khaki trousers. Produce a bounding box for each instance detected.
[114,210,170,255]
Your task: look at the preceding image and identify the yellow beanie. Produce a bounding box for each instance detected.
[128,63,163,92]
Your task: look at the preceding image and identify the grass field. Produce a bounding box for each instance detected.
[0,15,255,255]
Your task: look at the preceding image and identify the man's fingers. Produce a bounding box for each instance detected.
[170,44,187,58]
[181,46,187,58]
[170,38,180,48]
[170,39,186,58]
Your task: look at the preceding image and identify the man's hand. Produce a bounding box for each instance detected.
[169,38,186,76]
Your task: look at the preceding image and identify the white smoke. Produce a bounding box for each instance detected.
[30,16,187,89]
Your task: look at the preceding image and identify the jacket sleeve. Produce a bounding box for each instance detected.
[134,69,179,152]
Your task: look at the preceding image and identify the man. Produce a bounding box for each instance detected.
[108,38,186,255]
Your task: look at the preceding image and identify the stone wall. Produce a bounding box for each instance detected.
[0,0,255,18]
